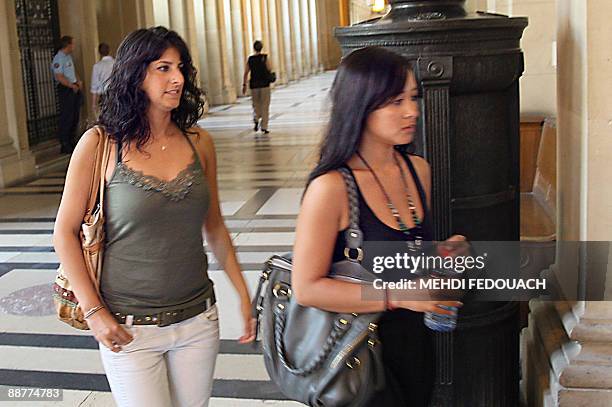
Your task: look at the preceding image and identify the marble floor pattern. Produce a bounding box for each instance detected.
[0,72,336,406]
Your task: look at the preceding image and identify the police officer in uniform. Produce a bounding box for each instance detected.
[51,35,82,154]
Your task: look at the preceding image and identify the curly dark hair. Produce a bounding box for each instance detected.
[97,26,205,150]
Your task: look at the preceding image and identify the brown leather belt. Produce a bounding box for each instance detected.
[113,296,215,327]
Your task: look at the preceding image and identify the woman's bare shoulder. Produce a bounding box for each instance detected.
[71,127,105,161]
[303,171,349,207]
[187,127,213,149]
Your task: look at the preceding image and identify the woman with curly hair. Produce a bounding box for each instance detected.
[53,27,255,407]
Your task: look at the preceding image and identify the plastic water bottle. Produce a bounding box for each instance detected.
[424,305,458,332]
[423,269,460,332]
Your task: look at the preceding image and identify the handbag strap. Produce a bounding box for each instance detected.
[337,167,363,256]
[273,302,352,376]
[84,127,111,220]
[98,129,111,210]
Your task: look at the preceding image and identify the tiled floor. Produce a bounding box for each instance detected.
[0,72,335,406]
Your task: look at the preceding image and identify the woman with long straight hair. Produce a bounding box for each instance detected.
[291,47,465,405]
[53,27,255,407]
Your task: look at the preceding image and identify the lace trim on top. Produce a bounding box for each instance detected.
[116,155,202,201]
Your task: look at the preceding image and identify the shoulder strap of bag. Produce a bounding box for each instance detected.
[97,129,111,211]
[337,167,363,256]
[84,127,111,219]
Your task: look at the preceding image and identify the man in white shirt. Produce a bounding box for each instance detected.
[90,43,114,113]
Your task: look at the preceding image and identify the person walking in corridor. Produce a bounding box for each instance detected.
[53,27,255,407]
[90,42,114,114]
[51,35,82,154]
[242,40,273,134]
[291,47,465,406]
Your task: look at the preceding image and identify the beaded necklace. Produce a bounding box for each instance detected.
[356,150,422,241]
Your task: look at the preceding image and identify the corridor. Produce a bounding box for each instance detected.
[0,72,335,406]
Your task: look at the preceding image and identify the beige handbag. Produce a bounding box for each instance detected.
[52,127,111,330]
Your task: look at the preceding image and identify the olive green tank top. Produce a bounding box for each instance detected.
[100,134,213,315]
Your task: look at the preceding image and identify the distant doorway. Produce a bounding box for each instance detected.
[15,0,60,147]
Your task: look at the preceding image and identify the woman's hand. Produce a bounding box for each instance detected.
[87,309,133,353]
[437,234,471,258]
[237,298,256,344]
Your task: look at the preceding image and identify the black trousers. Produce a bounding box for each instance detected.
[57,85,82,147]
[368,310,435,406]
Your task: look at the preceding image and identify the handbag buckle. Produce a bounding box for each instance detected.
[272,283,292,299]
[343,247,364,262]
[346,356,361,369]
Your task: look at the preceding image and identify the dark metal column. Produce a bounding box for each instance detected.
[418,56,453,241]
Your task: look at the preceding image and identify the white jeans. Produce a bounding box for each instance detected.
[99,305,220,407]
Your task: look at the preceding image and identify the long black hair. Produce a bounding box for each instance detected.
[97,26,205,150]
[307,46,414,186]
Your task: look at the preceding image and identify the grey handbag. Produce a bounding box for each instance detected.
[253,167,384,407]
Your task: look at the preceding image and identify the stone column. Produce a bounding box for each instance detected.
[279,0,296,81]
[314,0,329,70]
[215,0,237,102]
[487,0,557,116]
[339,0,350,26]
[308,0,320,72]
[315,0,342,70]
[289,0,303,78]
[95,0,123,53]
[151,0,170,27]
[259,0,272,56]
[299,0,311,75]
[95,0,143,51]
[523,0,612,405]
[229,0,246,92]
[117,0,145,34]
[219,0,236,94]
[275,0,289,84]
[0,0,35,187]
[242,0,254,56]
[192,0,208,93]
[266,0,285,84]
[134,0,155,28]
[197,0,237,105]
[168,0,202,77]
[249,0,262,41]
[58,0,100,124]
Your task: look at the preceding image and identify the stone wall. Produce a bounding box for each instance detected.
[467,0,558,117]
[523,0,612,405]
[349,0,378,24]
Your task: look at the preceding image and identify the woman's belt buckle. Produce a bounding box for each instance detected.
[158,309,182,327]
